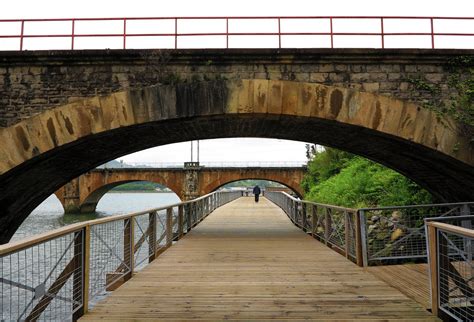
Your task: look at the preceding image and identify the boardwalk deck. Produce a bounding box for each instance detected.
[80,197,438,321]
[368,264,430,310]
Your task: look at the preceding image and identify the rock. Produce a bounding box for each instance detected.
[376,231,390,240]
[371,215,379,222]
[391,211,402,221]
[391,228,404,241]
[368,224,377,234]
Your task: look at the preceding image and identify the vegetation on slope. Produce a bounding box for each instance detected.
[302,146,434,208]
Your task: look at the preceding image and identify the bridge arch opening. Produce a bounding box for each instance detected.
[70,180,181,214]
[0,80,472,243]
[213,179,303,199]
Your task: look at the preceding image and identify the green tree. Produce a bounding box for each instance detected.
[303,147,433,208]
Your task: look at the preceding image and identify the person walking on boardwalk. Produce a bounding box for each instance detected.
[253,185,261,203]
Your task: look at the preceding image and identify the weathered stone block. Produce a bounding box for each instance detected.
[363,82,380,92]
[310,73,328,82]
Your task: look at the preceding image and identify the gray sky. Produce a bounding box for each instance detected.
[2,0,472,163]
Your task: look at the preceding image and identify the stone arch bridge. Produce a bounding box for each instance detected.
[0,48,472,243]
[55,165,305,213]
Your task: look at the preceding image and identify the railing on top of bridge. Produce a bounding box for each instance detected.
[0,190,241,321]
[99,161,307,169]
[426,216,474,321]
[0,16,473,51]
[265,191,474,267]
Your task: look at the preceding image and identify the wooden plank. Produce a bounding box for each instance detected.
[81,198,438,321]
[367,264,430,310]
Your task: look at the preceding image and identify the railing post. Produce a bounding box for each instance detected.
[278,17,281,48]
[123,218,134,281]
[166,208,173,247]
[72,226,90,320]
[178,205,184,238]
[359,210,368,267]
[123,18,127,49]
[355,211,364,266]
[20,20,25,51]
[293,201,299,226]
[186,204,192,232]
[302,203,307,232]
[148,211,156,262]
[311,205,317,237]
[324,208,332,245]
[437,228,450,315]
[344,211,350,258]
[175,18,178,49]
[427,224,439,317]
[380,17,384,49]
[226,18,229,49]
[71,19,75,50]
[430,18,435,49]
[329,17,334,49]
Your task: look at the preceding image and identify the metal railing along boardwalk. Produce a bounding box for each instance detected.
[266,191,473,267]
[265,191,362,265]
[426,217,474,321]
[0,191,241,321]
[0,16,473,51]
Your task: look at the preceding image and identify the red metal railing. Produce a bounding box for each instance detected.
[0,16,473,51]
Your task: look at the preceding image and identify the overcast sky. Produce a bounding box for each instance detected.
[2,0,472,163]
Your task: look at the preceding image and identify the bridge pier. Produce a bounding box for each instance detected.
[183,162,202,201]
[56,178,82,213]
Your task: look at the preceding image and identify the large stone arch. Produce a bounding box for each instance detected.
[0,79,472,243]
[199,169,305,198]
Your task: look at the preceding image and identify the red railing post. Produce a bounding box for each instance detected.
[174,18,178,49]
[380,17,385,49]
[20,20,25,51]
[71,19,75,50]
[278,17,281,48]
[226,18,229,49]
[430,18,435,49]
[123,18,127,49]
[329,17,334,48]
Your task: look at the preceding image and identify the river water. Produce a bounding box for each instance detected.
[12,192,180,241]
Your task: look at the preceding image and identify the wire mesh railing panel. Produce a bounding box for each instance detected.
[314,207,326,241]
[172,206,179,241]
[326,209,346,251]
[133,213,150,270]
[89,219,130,303]
[437,228,474,321]
[1,231,83,321]
[363,203,472,263]
[156,210,167,247]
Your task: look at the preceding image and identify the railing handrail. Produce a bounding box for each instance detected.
[426,220,474,238]
[0,190,219,255]
[360,201,474,212]
[1,16,473,51]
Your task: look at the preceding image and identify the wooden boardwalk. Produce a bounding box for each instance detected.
[81,197,438,321]
[368,264,430,310]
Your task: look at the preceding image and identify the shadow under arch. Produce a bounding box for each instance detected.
[0,79,472,243]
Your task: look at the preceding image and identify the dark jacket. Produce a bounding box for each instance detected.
[253,186,261,195]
